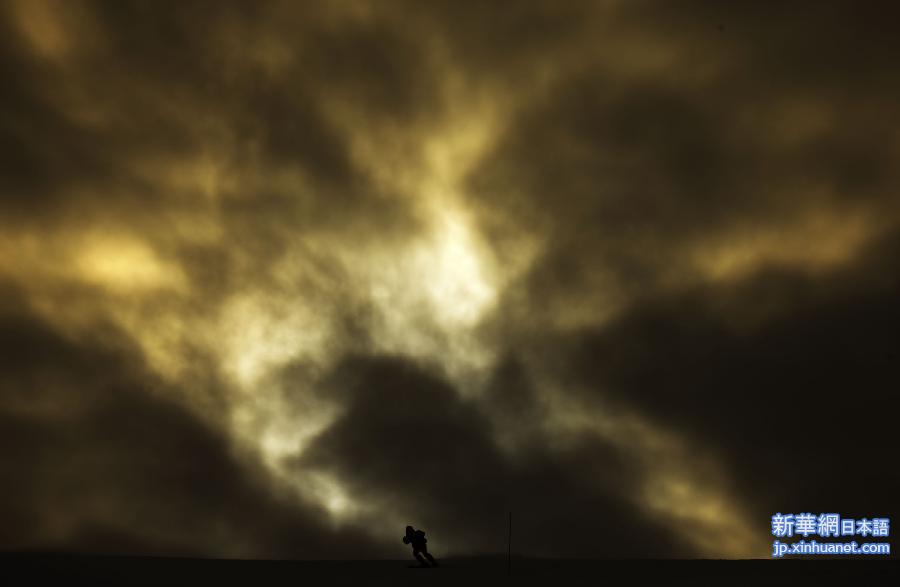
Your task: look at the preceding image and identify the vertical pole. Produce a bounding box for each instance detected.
[507,511,512,576]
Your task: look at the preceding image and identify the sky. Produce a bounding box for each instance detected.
[1,0,898,559]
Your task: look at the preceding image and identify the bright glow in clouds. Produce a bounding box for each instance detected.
[415,203,496,329]
[76,234,187,294]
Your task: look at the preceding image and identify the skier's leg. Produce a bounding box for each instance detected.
[413,549,429,566]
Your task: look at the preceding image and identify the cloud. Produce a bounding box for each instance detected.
[558,227,900,522]
[1,0,898,559]
[0,285,390,558]
[297,354,690,557]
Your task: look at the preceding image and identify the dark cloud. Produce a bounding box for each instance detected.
[299,355,690,557]
[556,227,900,524]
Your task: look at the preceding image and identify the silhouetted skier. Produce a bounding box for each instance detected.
[403,525,438,567]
